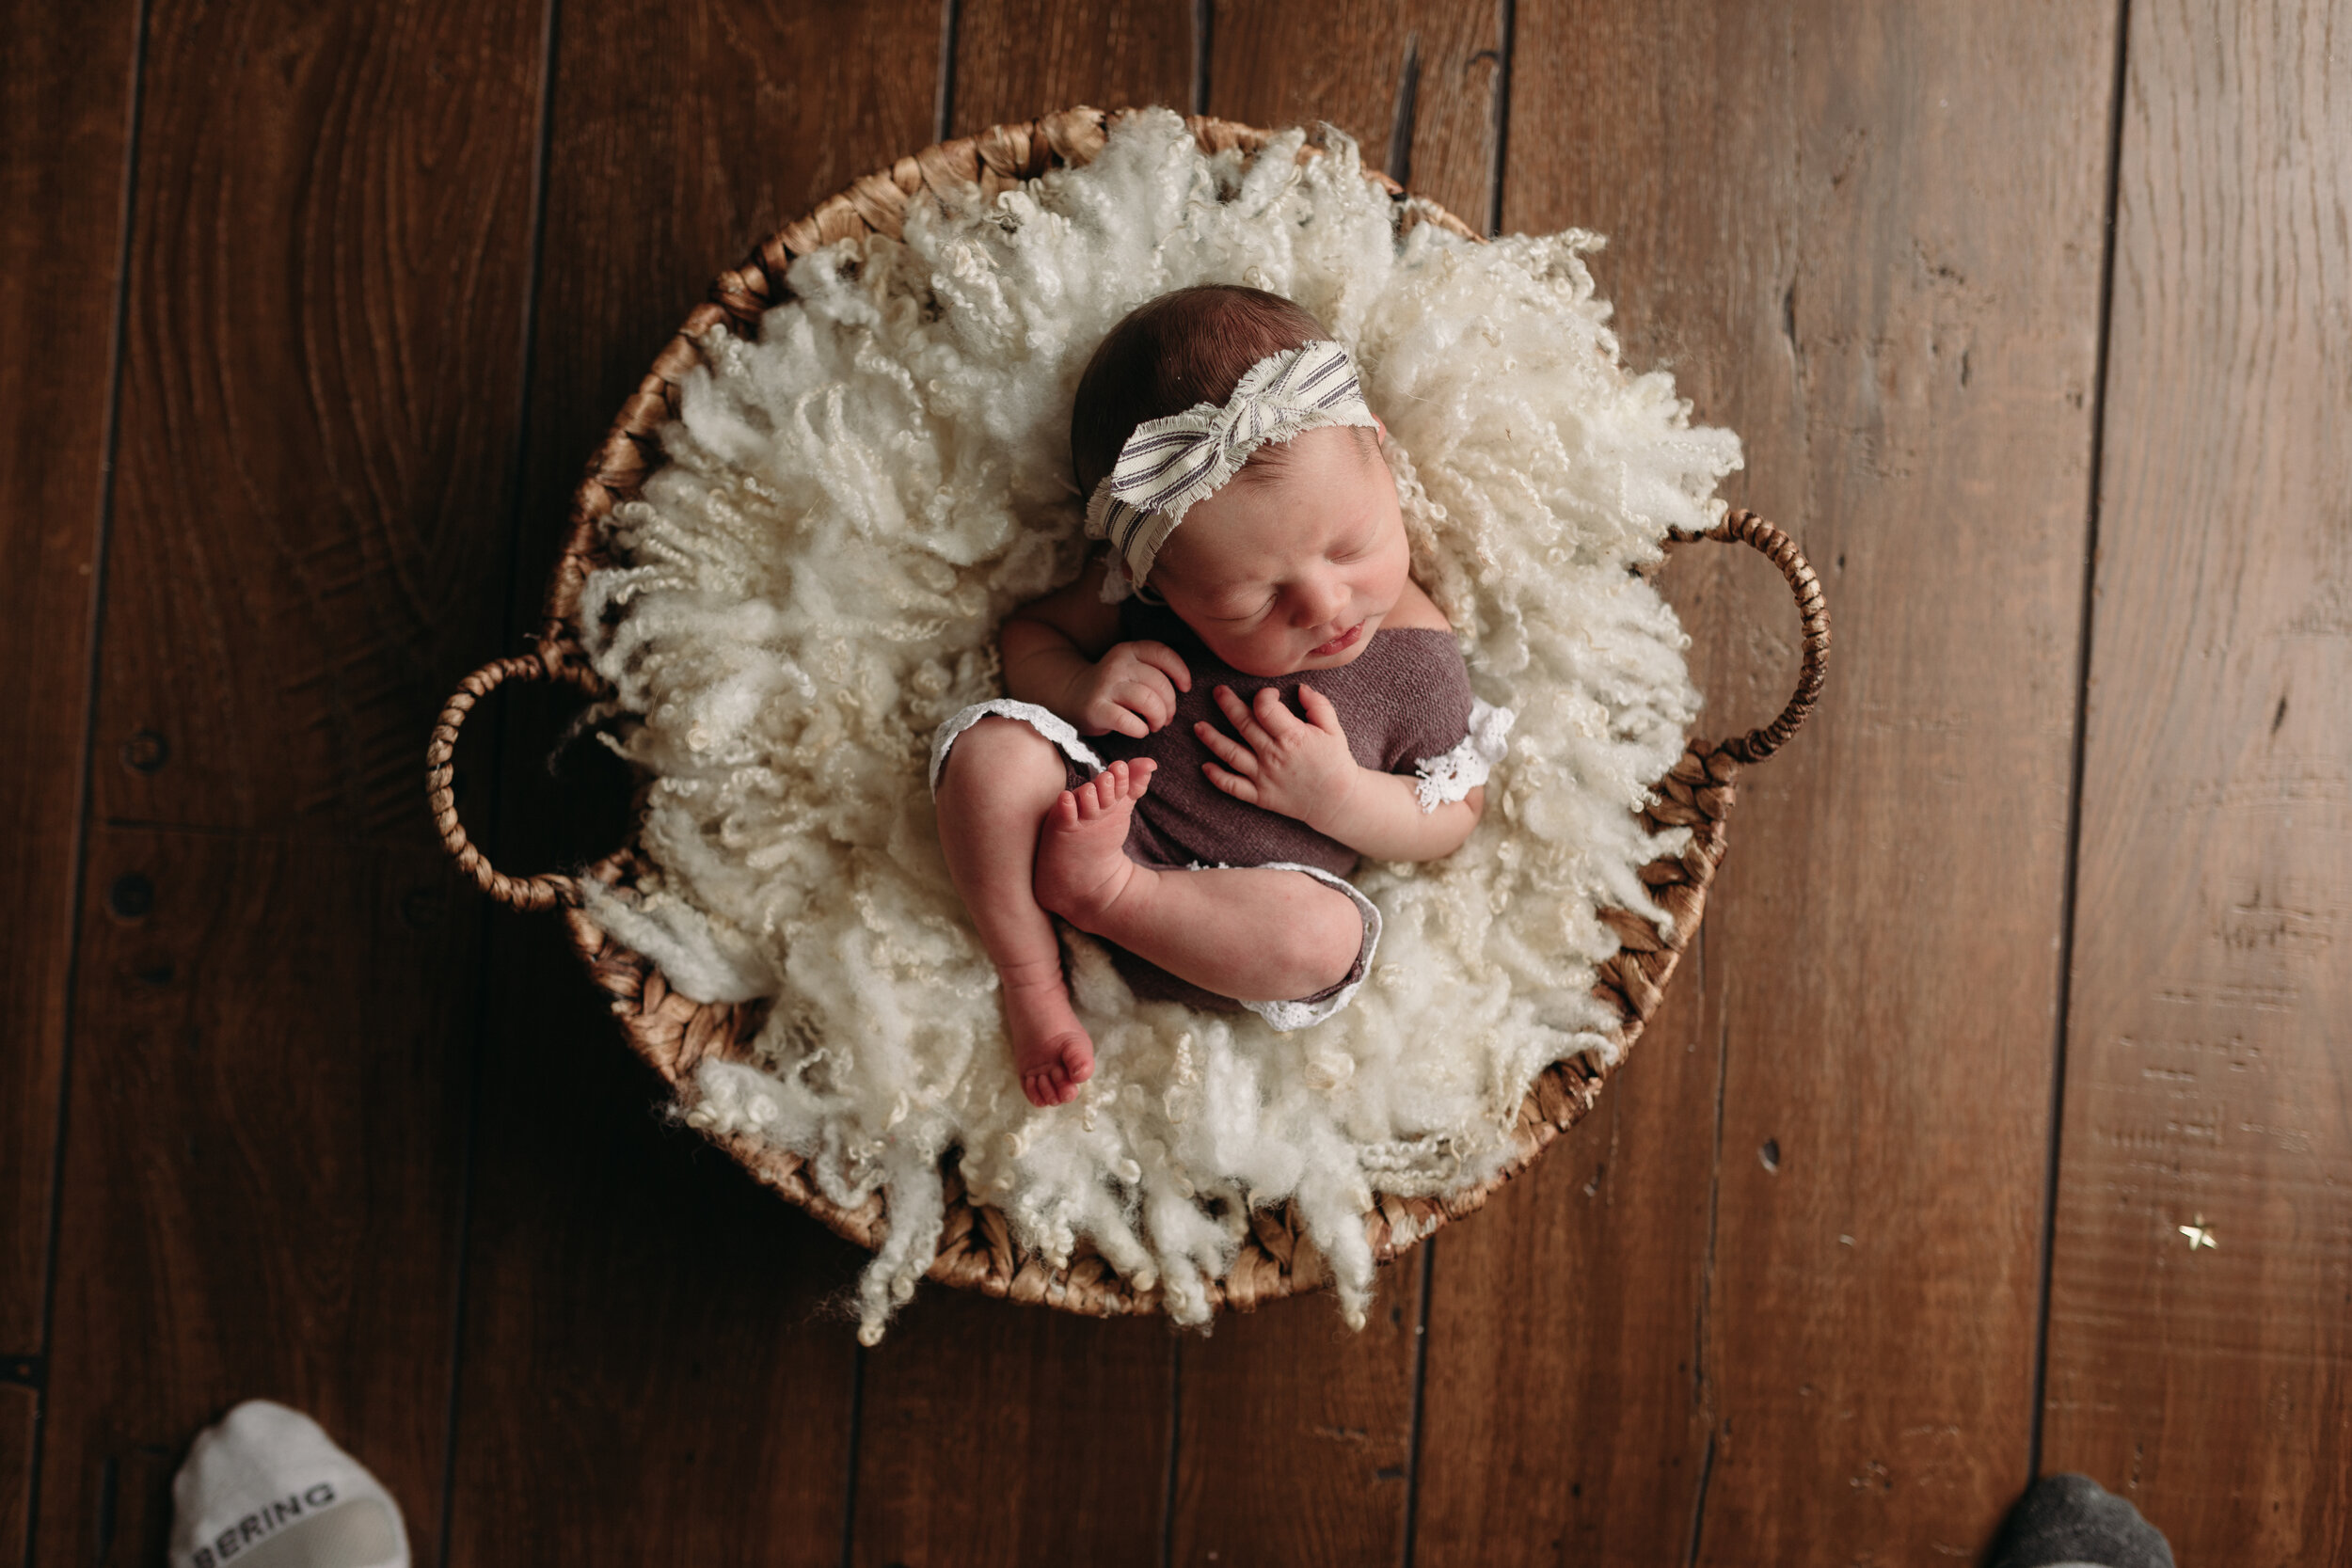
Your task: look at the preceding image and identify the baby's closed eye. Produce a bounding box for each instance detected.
[1205,592,1275,623]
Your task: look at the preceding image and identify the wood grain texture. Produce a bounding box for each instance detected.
[1413,969,1718,1561]
[850,1301,1174,1567]
[34,4,547,1564]
[1208,0,1502,232]
[949,0,1193,134]
[38,829,479,1566]
[441,3,934,1562]
[1418,4,2121,1562]
[0,0,139,1354]
[2042,2,2352,1560]
[90,0,545,838]
[1168,1254,1426,1568]
[18,8,2347,1566]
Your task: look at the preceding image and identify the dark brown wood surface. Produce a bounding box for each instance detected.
[440,3,932,1564]
[1168,1253,1428,1567]
[1210,0,1503,233]
[1414,967,1721,1561]
[47,832,484,1566]
[951,0,1194,135]
[851,1301,1176,1566]
[2041,2,2352,1562]
[8,3,2346,1564]
[1440,6,2124,1562]
[445,934,871,1568]
[28,0,545,1562]
[0,0,139,1357]
[0,1386,29,1563]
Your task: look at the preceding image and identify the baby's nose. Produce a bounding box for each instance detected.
[1292,573,1348,626]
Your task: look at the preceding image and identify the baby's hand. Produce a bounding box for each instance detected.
[1067,641,1192,736]
[1196,685,1359,830]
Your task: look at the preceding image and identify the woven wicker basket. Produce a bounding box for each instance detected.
[426,107,1828,1321]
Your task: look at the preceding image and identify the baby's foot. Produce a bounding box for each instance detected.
[998,957,1093,1108]
[1034,758,1156,931]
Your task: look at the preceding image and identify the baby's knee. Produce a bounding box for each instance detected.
[1284,882,1367,992]
[936,716,1072,800]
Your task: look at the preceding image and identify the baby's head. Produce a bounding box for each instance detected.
[1072,285,1410,678]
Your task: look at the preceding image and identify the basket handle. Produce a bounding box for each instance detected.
[1669,509,1831,764]
[425,651,607,911]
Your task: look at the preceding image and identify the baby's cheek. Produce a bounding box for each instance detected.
[1201,627,1295,679]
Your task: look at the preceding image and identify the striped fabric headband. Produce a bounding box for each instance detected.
[1082,339,1380,599]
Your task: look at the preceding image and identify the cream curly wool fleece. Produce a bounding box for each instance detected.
[574,108,1740,1342]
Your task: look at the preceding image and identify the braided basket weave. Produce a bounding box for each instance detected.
[427,107,1829,1320]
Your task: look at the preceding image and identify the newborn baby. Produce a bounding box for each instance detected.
[930,285,1510,1107]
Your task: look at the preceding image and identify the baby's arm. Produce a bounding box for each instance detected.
[1315,771,1486,862]
[1196,685,1485,862]
[1001,558,1192,736]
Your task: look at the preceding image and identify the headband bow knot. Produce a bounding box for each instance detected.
[1083,339,1379,600]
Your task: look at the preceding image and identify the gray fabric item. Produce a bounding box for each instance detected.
[1987,1474,2175,1568]
[1096,600,1475,879]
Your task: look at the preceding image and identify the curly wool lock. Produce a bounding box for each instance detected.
[574,108,1740,1342]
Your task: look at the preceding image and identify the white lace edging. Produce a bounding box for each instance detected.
[928,700,1104,791]
[1412,698,1515,812]
[1223,861,1382,1032]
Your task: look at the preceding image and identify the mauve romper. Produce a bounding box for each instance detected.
[1078,598,1476,1011]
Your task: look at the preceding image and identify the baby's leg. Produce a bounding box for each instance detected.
[934,718,1146,1107]
[1035,767,1363,1004]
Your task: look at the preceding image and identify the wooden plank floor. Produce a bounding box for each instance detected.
[2041,1,2352,1559]
[6,2,2344,1563]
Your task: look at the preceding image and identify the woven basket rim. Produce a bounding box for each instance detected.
[429,105,1827,1322]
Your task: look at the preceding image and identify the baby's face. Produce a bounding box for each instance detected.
[1148,424,1411,678]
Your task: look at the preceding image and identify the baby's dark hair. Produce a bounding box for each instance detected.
[1071,284,1379,501]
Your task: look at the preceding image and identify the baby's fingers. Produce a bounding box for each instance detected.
[1130,641,1193,693]
[1213,684,1267,740]
[1201,760,1262,803]
[1253,685,1306,735]
[1296,684,1346,736]
[1192,720,1259,773]
[1117,677,1173,731]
